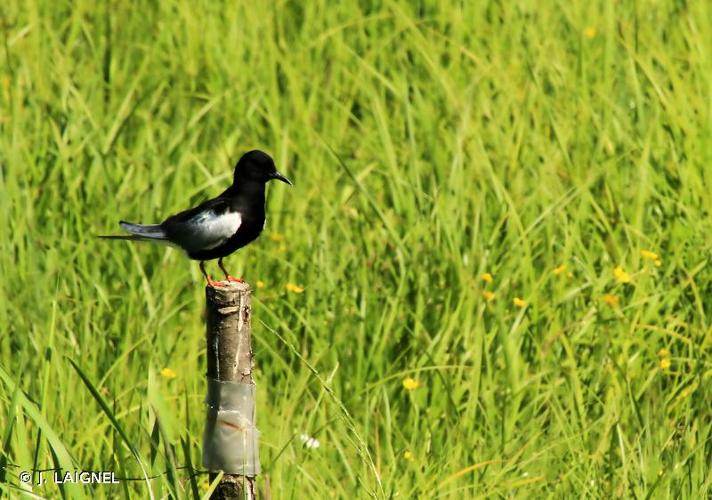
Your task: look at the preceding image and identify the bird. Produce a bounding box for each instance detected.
[100,149,291,287]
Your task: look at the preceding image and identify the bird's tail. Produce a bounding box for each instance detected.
[98,221,169,242]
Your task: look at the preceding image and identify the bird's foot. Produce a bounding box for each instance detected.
[207,277,226,288]
[226,275,243,283]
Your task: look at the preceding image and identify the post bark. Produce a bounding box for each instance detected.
[203,281,259,500]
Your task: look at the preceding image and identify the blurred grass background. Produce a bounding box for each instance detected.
[1,0,711,498]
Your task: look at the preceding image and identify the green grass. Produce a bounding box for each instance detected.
[1,0,711,498]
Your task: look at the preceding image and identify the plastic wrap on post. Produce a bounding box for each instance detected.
[202,378,260,476]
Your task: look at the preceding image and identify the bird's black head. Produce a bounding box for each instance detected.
[233,150,292,186]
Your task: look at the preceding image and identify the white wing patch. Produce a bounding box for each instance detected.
[183,210,242,252]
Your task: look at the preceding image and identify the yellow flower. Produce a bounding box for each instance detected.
[659,358,671,370]
[270,232,284,242]
[640,250,658,261]
[613,266,631,284]
[641,250,662,267]
[286,283,304,293]
[256,280,265,289]
[403,377,421,390]
[403,450,415,462]
[602,294,619,308]
[552,264,567,275]
[481,273,493,283]
[657,348,670,358]
[160,367,177,379]
[584,26,596,39]
[482,290,495,301]
[513,297,527,308]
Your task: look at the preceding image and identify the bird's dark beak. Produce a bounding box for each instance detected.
[272,171,292,185]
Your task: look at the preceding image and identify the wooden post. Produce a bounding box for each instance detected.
[202,281,259,500]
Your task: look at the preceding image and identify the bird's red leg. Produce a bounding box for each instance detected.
[200,261,225,288]
[218,258,242,282]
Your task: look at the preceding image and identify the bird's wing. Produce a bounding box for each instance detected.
[161,197,242,253]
